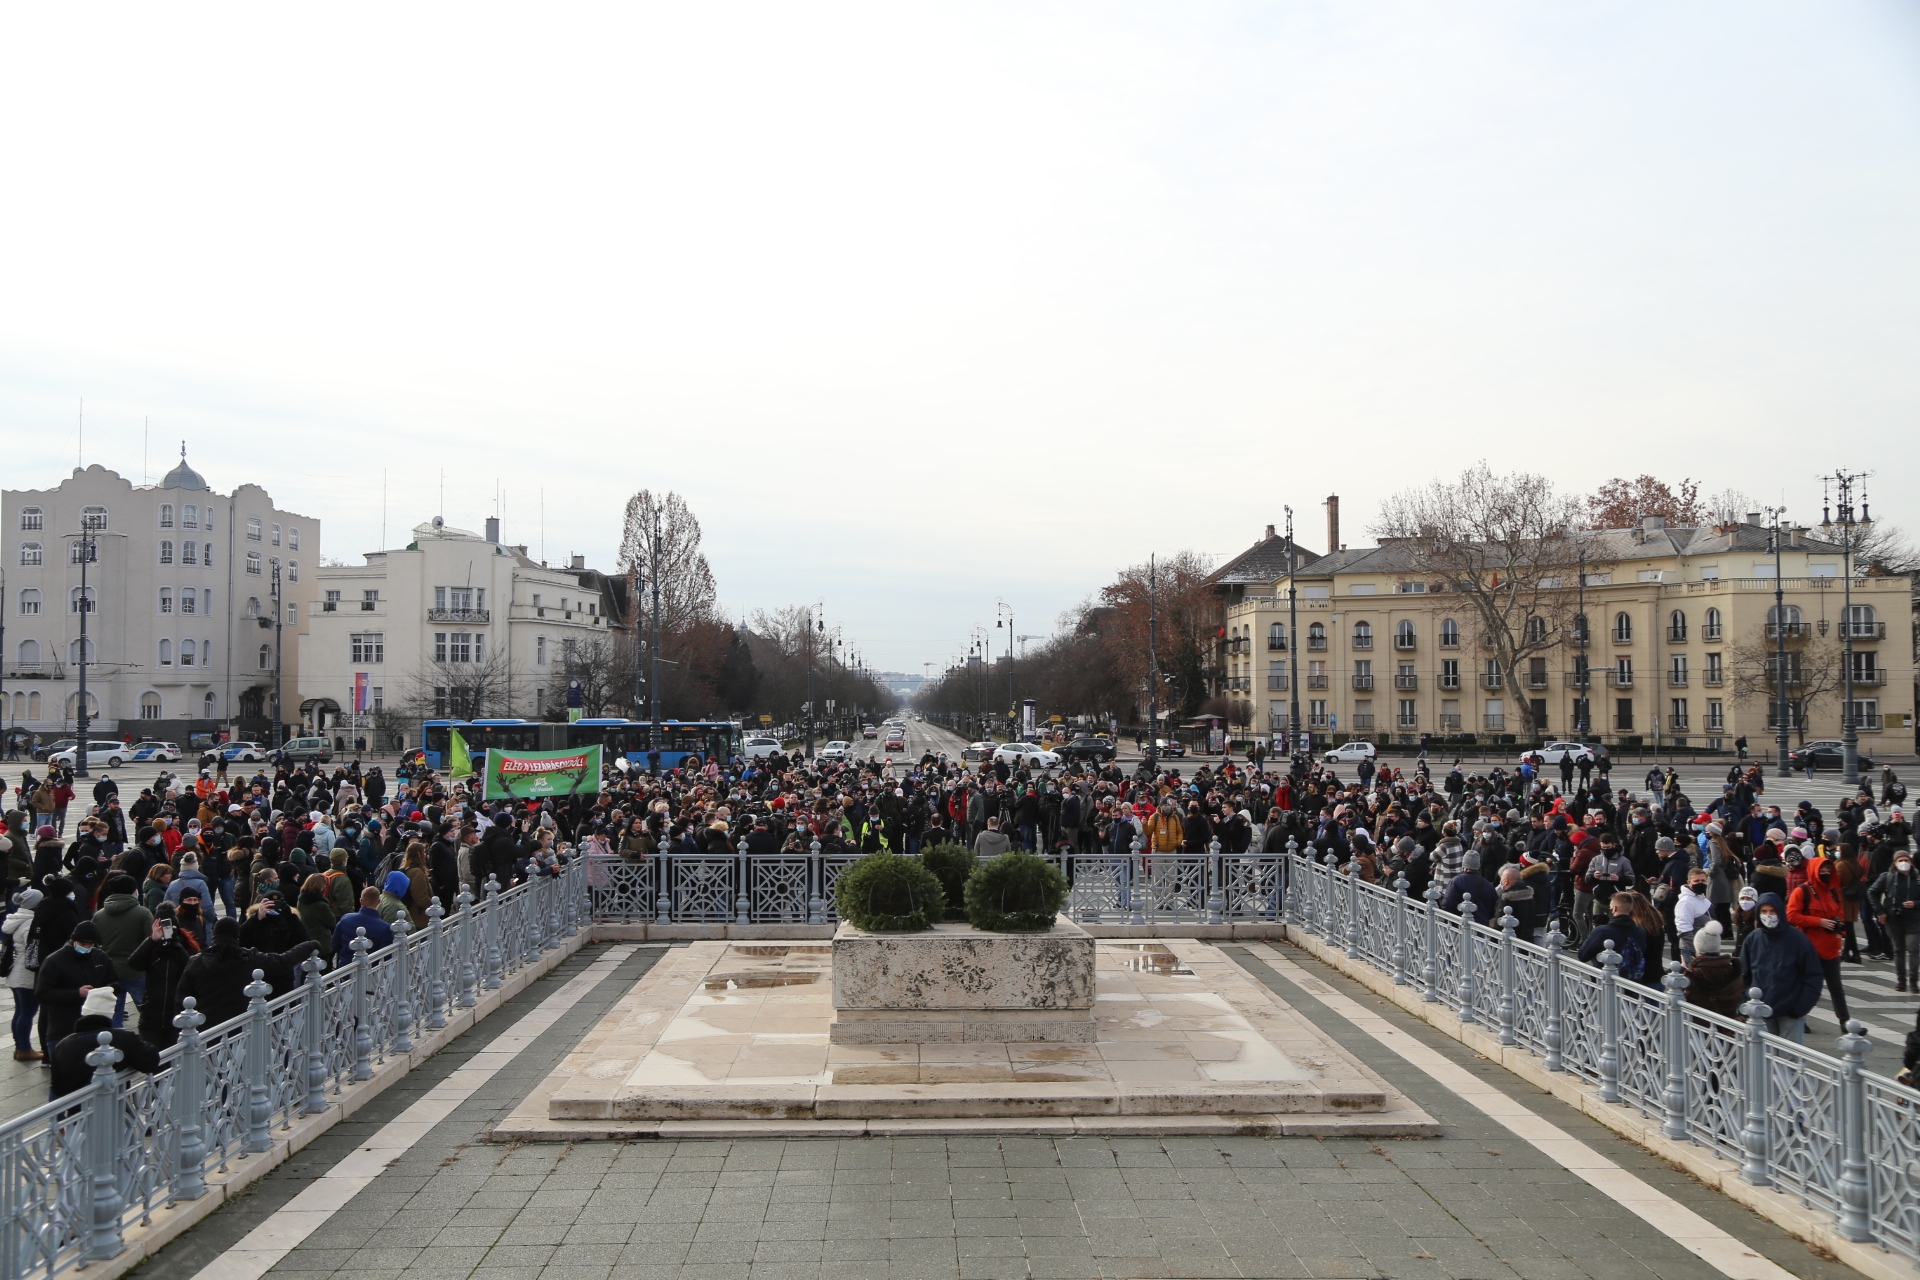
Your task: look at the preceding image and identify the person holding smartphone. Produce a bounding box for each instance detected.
[128,904,200,1049]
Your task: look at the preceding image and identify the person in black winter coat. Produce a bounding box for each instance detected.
[238,892,309,953]
[31,830,64,888]
[35,922,118,1049]
[1439,851,1498,925]
[1737,892,1826,1044]
[176,918,318,1031]
[49,1012,161,1100]
[128,905,201,1049]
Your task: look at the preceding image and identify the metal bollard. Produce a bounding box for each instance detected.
[655,855,672,926]
[1421,883,1441,1003]
[1496,908,1518,1047]
[1345,859,1361,959]
[243,969,273,1153]
[391,915,414,1056]
[1296,840,1314,935]
[481,875,504,990]
[1660,960,1689,1141]
[172,999,209,1201]
[1597,943,1622,1105]
[350,930,373,1081]
[82,1032,126,1260]
[809,838,825,925]
[1206,837,1225,926]
[454,885,478,1009]
[1835,1019,1873,1242]
[1390,874,1410,986]
[425,900,448,1031]
[1457,897,1478,1023]
[1736,987,1771,1186]
[736,849,752,926]
[301,955,328,1113]
[1542,923,1566,1072]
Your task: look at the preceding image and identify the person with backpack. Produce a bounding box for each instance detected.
[1579,894,1650,986]
[1787,856,1853,1028]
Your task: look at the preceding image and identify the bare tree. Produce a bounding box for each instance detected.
[543,634,638,719]
[1585,475,1706,528]
[1373,463,1606,738]
[398,645,520,722]
[1727,626,1846,746]
[617,491,718,634]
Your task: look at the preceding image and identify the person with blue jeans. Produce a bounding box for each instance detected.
[3,888,43,1060]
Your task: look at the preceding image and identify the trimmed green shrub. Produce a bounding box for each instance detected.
[835,850,945,931]
[919,843,976,920]
[964,850,1069,932]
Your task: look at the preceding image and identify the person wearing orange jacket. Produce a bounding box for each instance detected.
[1787,856,1852,1028]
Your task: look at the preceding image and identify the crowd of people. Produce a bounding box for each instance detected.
[1,737,1917,1102]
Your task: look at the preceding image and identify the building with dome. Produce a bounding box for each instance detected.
[2,457,320,750]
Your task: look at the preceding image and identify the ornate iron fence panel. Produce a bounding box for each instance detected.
[1684,1007,1748,1163]
[1765,1039,1846,1217]
[1612,984,1668,1117]
[1865,1075,1920,1259]
[748,858,812,923]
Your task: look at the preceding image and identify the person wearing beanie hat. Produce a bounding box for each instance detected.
[1683,920,1744,1016]
[33,918,116,1049]
[176,914,319,1031]
[4,888,44,1058]
[31,827,63,888]
[1440,849,1497,925]
[48,1002,159,1101]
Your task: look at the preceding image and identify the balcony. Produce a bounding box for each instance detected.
[1848,669,1887,687]
[1307,674,1329,690]
[1845,621,1887,640]
[1351,713,1376,730]
[361,599,379,612]
[1702,625,1722,642]
[1266,639,1286,652]
[1439,713,1462,732]
[1765,622,1807,640]
[1669,715,1690,733]
[1480,672,1505,689]
[1438,674,1461,690]
[1706,718,1725,734]
[1703,670,1724,687]
[322,600,339,612]
[2,659,62,680]
[1397,714,1419,730]
[1611,630,1633,646]
[1394,674,1418,690]
[1565,670,1592,689]
[427,607,491,624]
[1666,628,1688,644]
[1850,713,1884,731]
[1608,671,1634,688]
[1668,672,1689,687]
[1394,634,1416,651]
[1351,635,1373,651]
[1483,714,1506,732]
[1307,637,1327,652]
[1352,675,1374,691]
[1307,714,1330,730]
[1439,634,1460,650]
[1267,674,1289,692]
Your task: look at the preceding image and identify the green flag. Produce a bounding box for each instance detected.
[448,727,473,779]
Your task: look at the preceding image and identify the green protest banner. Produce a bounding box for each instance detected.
[481,744,603,800]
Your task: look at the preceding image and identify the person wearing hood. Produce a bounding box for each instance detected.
[376,871,411,925]
[4,888,44,1059]
[127,904,200,1048]
[34,920,117,1049]
[1787,856,1852,1028]
[48,989,161,1101]
[295,873,337,958]
[1682,920,1745,1017]
[176,917,319,1030]
[90,874,152,1028]
[3,831,29,888]
[1869,849,1920,992]
[1739,892,1826,1043]
[1440,850,1497,925]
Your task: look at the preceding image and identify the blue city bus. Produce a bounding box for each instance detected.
[564,719,742,771]
[417,719,546,770]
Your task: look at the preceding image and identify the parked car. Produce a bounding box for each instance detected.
[743,736,781,759]
[993,741,1062,770]
[1520,742,1597,766]
[1787,741,1876,773]
[282,736,334,764]
[1153,738,1187,759]
[962,741,998,762]
[817,741,853,762]
[219,741,268,763]
[1058,736,1116,763]
[49,741,128,769]
[128,741,183,763]
[35,738,77,762]
[1323,741,1379,765]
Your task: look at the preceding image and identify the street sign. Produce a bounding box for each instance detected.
[759,715,772,723]
[566,679,583,709]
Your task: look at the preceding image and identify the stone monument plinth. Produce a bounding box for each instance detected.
[830,919,1096,1043]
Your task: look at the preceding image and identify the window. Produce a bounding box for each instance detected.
[1398,699,1418,728]
[18,542,41,566]
[181,588,197,615]
[268,557,278,583]
[158,639,173,667]
[370,686,383,713]
[181,540,197,565]
[323,589,341,612]
[1395,620,1416,649]
[18,507,41,531]
[1396,581,1426,594]
[1670,698,1689,731]
[435,632,448,662]
[1703,607,1722,641]
[1707,700,1724,731]
[1752,561,1777,579]
[433,687,449,718]
[159,587,173,614]
[159,503,175,529]
[1354,660,1373,689]
[271,523,281,546]
[1525,616,1546,644]
[1667,610,1687,642]
[1615,698,1634,731]
[1484,658,1501,687]
[451,632,474,663]
[17,639,39,665]
[258,644,272,671]
[159,539,174,564]
[1571,613,1589,644]
[1698,565,1719,581]
[286,602,296,624]
[288,560,299,583]
[1705,652,1723,685]
[1849,651,1879,681]
[1307,623,1326,650]
[1612,612,1633,644]
[182,504,198,529]
[536,636,548,664]
[1669,655,1688,686]
[1614,657,1633,686]
[1267,623,1286,651]
[351,633,385,663]
[68,540,94,565]
[1440,659,1460,689]
[1267,661,1288,691]
[180,640,196,668]
[80,505,107,531]
[532,593,542,609]
[203,540,212,569]
[288,527,300,550]
[1847,699,1881,730]
[1349,583,1376,596]
[1440,618,1460,648]
[1767,604,1802,637]
[69,586,95,614]
[17,589,39,616]
[246,552,262,575]
[244,596,260,617]
[246,517,262,541]
[362,589,379,611]
[203,507,212,533]
[1810,562,1839,578]
[140,693,161,720]
[204,692,217,718]
[1352,621,1372,649]
[1846,604,1877,638]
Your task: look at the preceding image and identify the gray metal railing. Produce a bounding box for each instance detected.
[0,860,589,1280]
[1282,846,1920,1264]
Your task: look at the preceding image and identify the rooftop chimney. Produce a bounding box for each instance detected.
[570,554,586,571]
[1745,512,1761,525]
[1642,514,1665,534]
[1325,495,1340,558]
[1264,524,1276,540]
[485,517,500,543]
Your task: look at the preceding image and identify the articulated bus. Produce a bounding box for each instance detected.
[418,719,742,772]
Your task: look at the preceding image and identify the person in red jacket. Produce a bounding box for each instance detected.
[1787,856,1851,1028]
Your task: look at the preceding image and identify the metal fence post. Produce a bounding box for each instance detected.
[655,855,672,926]
[1660,960,1689,1141]
[1421,883,1441,1003]
[301,955,328,1114]
[481,875,503,990]
[1835,1019,1873,1242]
[1345,861,1361,959]
[172,999,208,1201]
[1391,874,1410,986]
[243,969,273,1153]
[559,860,579,937]
[1737,987,1771,1186]
[82,1032,126,1260]
[1295,839,1313,934]
[1206,837,1225,925]
[350,930,373,1081]
[425,900,448,1031]
[1497,907,1518,1047]
[454,885,477,1009]
[390,915,414,1056]
[735,846,752,926]
[1129,834,1145,927]
[1284,837,1300,926]
[1457,897,1478,1023]
[1542,923,1565,1072]
[1597,942,1622,1105]
[808,838,824,925]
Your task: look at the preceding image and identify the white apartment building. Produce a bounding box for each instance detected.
[2,456,319,749]
[295,516,626,745]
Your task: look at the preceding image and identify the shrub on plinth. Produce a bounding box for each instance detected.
[918,843,976,920]
[835,850,946,931]
[964,850,1068,932]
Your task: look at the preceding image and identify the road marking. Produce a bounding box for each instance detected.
[1243,943,1799,1280]
[189,945,643,1280]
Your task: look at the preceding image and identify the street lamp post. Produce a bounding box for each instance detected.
[73,521,98,777]
[1146,556,1159,774]
[1766,507,1790,777]
[270,559,284,750]
[1574,545,1589,739]
[1285,508,1300,764]
[649,508,662,769]
[1820,473,1873,788]
[996,602,1014,739]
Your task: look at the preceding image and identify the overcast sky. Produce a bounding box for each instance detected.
[3,3,1916,672]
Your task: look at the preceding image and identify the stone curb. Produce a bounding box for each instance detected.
[1277,929,1914,1280]
[585,922,1289,941]
[80,928,590,1280]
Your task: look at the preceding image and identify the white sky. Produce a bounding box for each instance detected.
[3,2,1916,672]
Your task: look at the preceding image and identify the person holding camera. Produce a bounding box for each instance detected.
[1870,851,1920,993]
[128,904,201,1049]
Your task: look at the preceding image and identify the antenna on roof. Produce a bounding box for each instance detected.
[143,418,149,484]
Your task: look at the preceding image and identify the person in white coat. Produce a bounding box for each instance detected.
[4,888,45,1060]
[1675,868,1716,961]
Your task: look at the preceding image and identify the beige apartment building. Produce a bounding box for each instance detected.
[1218,515,1913,750]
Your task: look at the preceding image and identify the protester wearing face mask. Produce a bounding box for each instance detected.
[1675,870,1715,960]
[1787,855,1852,1027]
[1870,852,1920,993]
[1738,893,1826,1044]
[1732,885,1761,946]
[33,919,117,1050]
